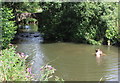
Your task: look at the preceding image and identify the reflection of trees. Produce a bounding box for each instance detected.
[16,43,46,80]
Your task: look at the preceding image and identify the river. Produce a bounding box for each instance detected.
[14,24,119,81]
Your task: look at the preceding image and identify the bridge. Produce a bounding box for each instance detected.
[16,13,42,24]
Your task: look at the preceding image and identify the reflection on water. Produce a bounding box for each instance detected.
[96,57,103,65]
[16,43,47,80]
[40,43,118,81]
[15,42,119,81]
[18,24,38,32]
[14,24,119,81]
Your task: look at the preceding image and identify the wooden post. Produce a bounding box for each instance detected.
[107,40,111,46]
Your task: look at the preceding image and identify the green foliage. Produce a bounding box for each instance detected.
[38,2,63,41]
[3,2,41,13]
[25,17,38,24]
[19,2,41,13]
[0,45,64,81]
[104,3,119,45]
[38,2,118,45]
[2,2,41,25]
[40,65,56,81]
[2,2,119,45]
[1,6,17,48]
[0,45,29,81]
[39,64,64,81]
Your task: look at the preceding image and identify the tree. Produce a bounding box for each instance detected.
[38,2,119,45]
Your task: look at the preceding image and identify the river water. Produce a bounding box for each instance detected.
[14,24,119,81]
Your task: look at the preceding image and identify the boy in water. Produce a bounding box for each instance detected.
[95,49,103,57]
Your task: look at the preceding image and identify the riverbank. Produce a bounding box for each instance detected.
[0,44,64,81]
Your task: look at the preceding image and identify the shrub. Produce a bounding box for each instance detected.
[23,17,38,24]
[0,44,29,81]
[0,45,64,81]
[1,6,17,49]
[38,2,118,45]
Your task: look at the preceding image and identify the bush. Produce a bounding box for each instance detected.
[0,44,29,81]
[1,6,17,48]
[38,2,119,45]
[24,17,38,24]
[0,45,64,81]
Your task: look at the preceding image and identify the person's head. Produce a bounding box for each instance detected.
[95,49,101,52]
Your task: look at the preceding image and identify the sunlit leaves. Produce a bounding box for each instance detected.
[38,2,118,45]
[1,6,17,48]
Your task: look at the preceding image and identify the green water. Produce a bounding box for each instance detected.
[14,24,119,81]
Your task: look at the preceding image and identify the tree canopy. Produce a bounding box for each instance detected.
[38,2,119,45]
[2,2,119,46]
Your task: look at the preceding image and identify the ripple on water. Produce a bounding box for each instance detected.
[103,60,118,81]
[14,41,119,81]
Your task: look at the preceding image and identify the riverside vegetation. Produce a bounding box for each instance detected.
[0,44,64,81]
[38,2,119,45]
[1,6,63,81]
[1,1,119,81]
[2,2,119,46]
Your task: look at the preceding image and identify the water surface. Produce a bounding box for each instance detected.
[14,24,119,81]
[15,42,119,81]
